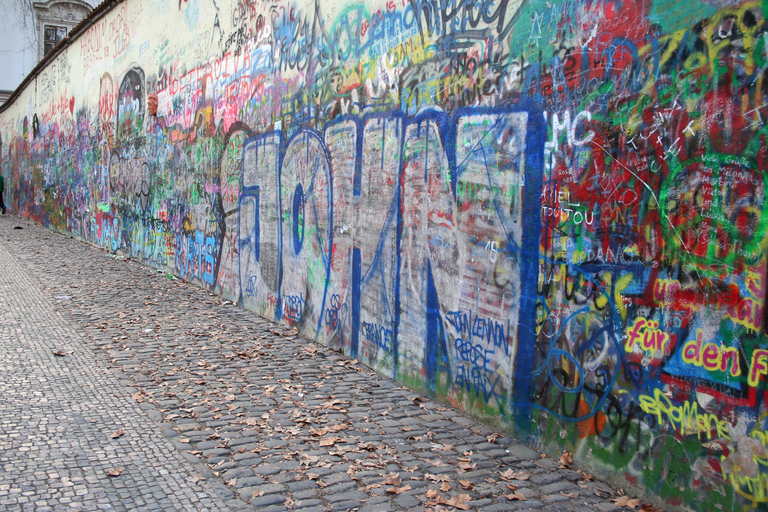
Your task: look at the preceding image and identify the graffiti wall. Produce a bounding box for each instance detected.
[1,0,767,508]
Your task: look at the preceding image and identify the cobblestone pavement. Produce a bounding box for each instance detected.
[0,216,644,512]
[0,223,244,512]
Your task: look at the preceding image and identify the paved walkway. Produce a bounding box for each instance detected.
[0,215,636,512]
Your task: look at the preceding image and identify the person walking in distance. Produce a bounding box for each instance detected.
[0,174,6,214]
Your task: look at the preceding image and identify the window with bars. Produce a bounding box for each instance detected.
[43,25,68,56]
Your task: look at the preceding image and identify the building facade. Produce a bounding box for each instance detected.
[0,0,96,103]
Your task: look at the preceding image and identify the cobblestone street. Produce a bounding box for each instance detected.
[0,216,640,512]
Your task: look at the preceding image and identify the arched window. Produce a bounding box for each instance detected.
[33,0,92,60]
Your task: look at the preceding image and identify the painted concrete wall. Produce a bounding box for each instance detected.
[1,0,767,508]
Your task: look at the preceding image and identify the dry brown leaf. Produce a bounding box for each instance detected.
[437,494,471,510]
[425,473,452,482]
[226,478,237,486]
[500,469,530,481]
[385,485,411,495]
[578,470,594,481]
[252,489,265,497]
[459,479,473,490]
[506,484,517,491]
[357,442,378,451]
[457,462,476,471]
[561,491,579,498]
[425,489,438,499]
[107,468,123,477]
[439,482,451,492]
[307,473,319,480]
[384,474,402,486]
[560,450,573,467]
[504,491,527,501]
[111,429,125,439]
[319,437,341,447]
[612,496,640,509]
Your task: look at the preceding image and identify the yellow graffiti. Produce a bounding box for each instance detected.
[727,267,765,333]
[724,470,768,506]
[638,388,730,441]
[749,349,768,387]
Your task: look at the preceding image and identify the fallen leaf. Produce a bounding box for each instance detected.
[487,433,502,443]
[226,478,237,486]
[578,470,594,481]
[559,450,573,467]
[457,462,476,471]
[459,479,473,490]
[385,485,411,494]
[384,474,402,486]
[111,429,125,439]
[425,473,452,483]
[439,482,451,492]
[612,496,640,509]
[561,491,579,498]
[107,468,123,477]
[252,489,265,497]
[500,469,530,481]
[53,350,71,356]
[436,494,471,510]
[425,489,438,499]
[504,491,527,501]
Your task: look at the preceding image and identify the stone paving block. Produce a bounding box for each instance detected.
[329,499,364,511]
[0,218,633,512]
[539,480,579,496]
[248,493,286,507]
